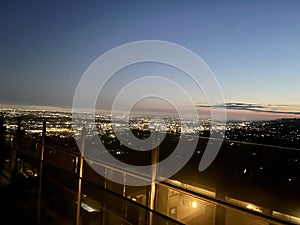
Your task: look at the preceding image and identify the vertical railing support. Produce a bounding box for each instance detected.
[11,116,23,180]
[0,115,6,174]
[37,119,46,223]
[76,127,86,225]
[17,116,21,135]
[123,173,126,197]
[149,134,159,225]
[0,115,4,144]
[150,136,159,210]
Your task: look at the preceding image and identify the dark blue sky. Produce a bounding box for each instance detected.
[0,1,300,113]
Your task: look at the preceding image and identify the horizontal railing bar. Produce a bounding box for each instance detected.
[84,156,151,183]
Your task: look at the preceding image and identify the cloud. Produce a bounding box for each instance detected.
[197,102,300,115]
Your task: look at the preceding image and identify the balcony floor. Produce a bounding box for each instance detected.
[0,172,58,225]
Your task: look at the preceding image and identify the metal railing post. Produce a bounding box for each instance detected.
[0,115,4,144]
[150,137,159,210]
[37,119,46,223]
[0,115,6,175]
[11,116,23,180]
[149,134,159,225]
[76,127,86,225]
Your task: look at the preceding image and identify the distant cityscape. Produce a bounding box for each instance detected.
[1,107,299,149]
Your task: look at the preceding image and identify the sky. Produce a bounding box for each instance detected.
[0,0,300,120]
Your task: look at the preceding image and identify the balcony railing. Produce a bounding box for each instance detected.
[0,117,299,225]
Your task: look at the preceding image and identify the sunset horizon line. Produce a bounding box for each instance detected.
[1,102,300,121]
